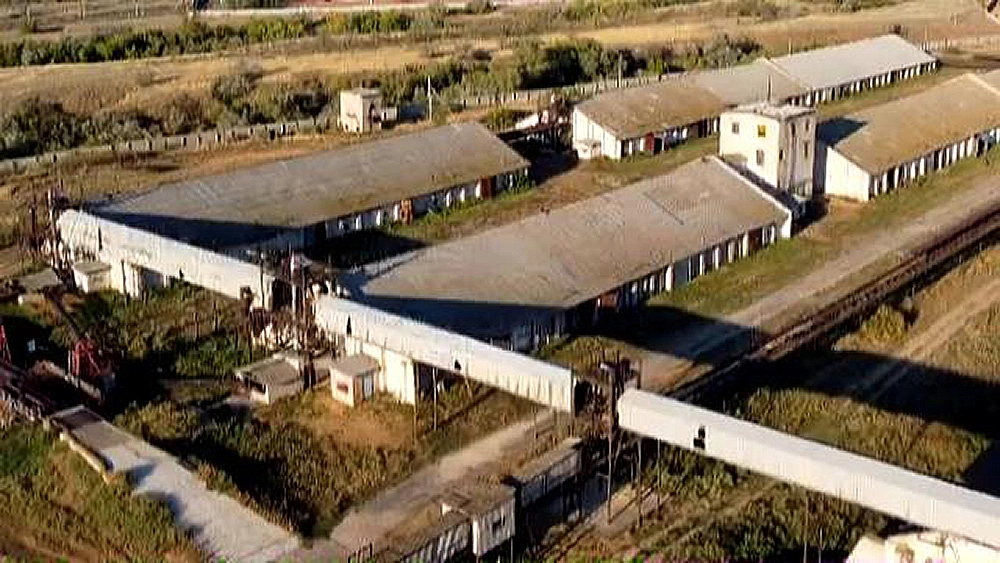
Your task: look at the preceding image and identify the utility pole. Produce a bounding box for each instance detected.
[427,75,434,123]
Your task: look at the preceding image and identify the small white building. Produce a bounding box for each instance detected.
[235,352,305,405]
[328,353,380,407]
[339,88,397,134]
[818,71,1000,201]
[720,103,817,213]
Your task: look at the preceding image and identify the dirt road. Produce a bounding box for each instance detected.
[640,174,1000,391]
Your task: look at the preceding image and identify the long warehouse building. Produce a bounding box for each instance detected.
[92,122,529,254]
[344,156,792,351]
[573,34,937,160]
[818,70,1000,201]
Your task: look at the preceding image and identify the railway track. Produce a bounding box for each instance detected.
[671,198,1000,403]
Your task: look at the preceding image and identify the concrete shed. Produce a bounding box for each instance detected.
[378,505,470,563]
[349,157,792,349]
[818,72,1000,201]
[328,354,380,407]
[71,260,112,294]
[91,122,529,252]
[571,35,936,161]
[234,352,304,404]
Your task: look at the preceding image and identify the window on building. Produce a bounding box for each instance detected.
[757,124,767,138]
[804,141,810,158]
[790,123,796,136]
[779,149,784,161]
[731,121,740,135]
[756,150,765,166]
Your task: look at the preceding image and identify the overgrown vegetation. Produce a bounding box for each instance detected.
[118,382,535,537]
[0,424,198,560]
[0,33,759,159]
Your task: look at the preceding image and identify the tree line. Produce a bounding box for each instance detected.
[0,36,761,160]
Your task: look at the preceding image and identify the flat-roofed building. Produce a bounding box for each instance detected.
[572,35,936,161]
[818,72,1000,201]
[92,122,529,254]
[345,157,792,351]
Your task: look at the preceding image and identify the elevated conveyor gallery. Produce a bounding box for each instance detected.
[315,297,575,412]
[618,389,1000,548]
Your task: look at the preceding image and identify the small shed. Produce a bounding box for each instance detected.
[328,354,380,407]
[441,481,516,557]
[234,352,304,405]
[71,260,112,293]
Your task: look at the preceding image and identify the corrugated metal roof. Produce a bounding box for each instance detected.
[351,157,789,336]
[689,59,807,106]
[314,297,576,412]
[618,389,1000,549]
[818,71,1000,175]
[96,122,528,229]
[769,34,936,91]
[576,78,727,139]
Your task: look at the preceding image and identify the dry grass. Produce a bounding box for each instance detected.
[549,0,994,49]
[614,242,1000,559]
[261,390,414,451]
[0,424,200,562]
[0,40,496,114]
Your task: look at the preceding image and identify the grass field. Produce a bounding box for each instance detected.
[0,424,199,561]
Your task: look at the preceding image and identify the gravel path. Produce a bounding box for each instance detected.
[640,177,1000,390]
[52,407,300,563]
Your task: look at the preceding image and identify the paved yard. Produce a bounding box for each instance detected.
[51,406,300,563]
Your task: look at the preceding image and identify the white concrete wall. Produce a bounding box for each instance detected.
[572,108,621,160]
[821,144,873,201]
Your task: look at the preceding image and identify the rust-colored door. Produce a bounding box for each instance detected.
[480,176,494,199]
[645,133,656,154]
[400,199,414,224]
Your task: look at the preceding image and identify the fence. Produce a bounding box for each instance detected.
[0,115,337,176]
[0,70,684,175]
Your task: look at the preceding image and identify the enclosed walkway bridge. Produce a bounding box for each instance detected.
[618,389,1000,548]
